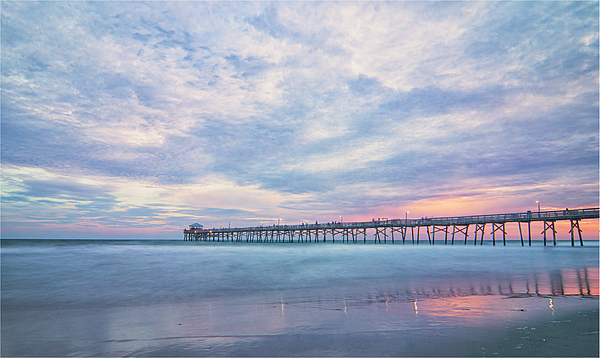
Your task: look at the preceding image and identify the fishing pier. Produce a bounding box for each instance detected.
[183,208,599,246]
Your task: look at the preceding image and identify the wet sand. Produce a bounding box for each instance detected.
[3,295,597,356]
[485,307,599,357]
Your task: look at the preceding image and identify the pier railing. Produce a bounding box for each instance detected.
[395,207,599,226]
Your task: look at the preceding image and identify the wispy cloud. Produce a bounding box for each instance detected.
[2,1,598,238]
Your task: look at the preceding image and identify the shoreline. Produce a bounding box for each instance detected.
[116,301,600,357]
[3,295,597,357]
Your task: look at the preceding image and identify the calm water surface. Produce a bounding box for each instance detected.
[2,239,598,356]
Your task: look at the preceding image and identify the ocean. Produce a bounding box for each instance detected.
[2,239,598,356]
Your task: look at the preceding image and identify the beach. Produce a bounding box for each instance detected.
[2,239,598,356]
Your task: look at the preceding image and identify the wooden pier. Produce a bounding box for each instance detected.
[183,208,599,246]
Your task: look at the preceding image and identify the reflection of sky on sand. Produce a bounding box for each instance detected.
[97,295,597,356]
[93,268,598,356]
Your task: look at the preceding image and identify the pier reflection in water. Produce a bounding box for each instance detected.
[286,266,598,314]
[369,267,599,302]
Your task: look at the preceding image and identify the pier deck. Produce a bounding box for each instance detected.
[184,208,599,246]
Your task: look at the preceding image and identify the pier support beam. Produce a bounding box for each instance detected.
[451,225,469,245]
[569,219,583,247]
[474,223,485,246]
[375,227,387,244]
[432,226,448,245]
[392,227,407,244]
[518,222,524,246]
[491,223,506,246]
[542,221,557,246]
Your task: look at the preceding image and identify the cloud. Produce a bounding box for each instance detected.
[1,1,598,237]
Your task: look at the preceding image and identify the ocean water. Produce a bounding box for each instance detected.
[2,239,598,356]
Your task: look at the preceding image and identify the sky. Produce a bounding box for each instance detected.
[1,1,599,239]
